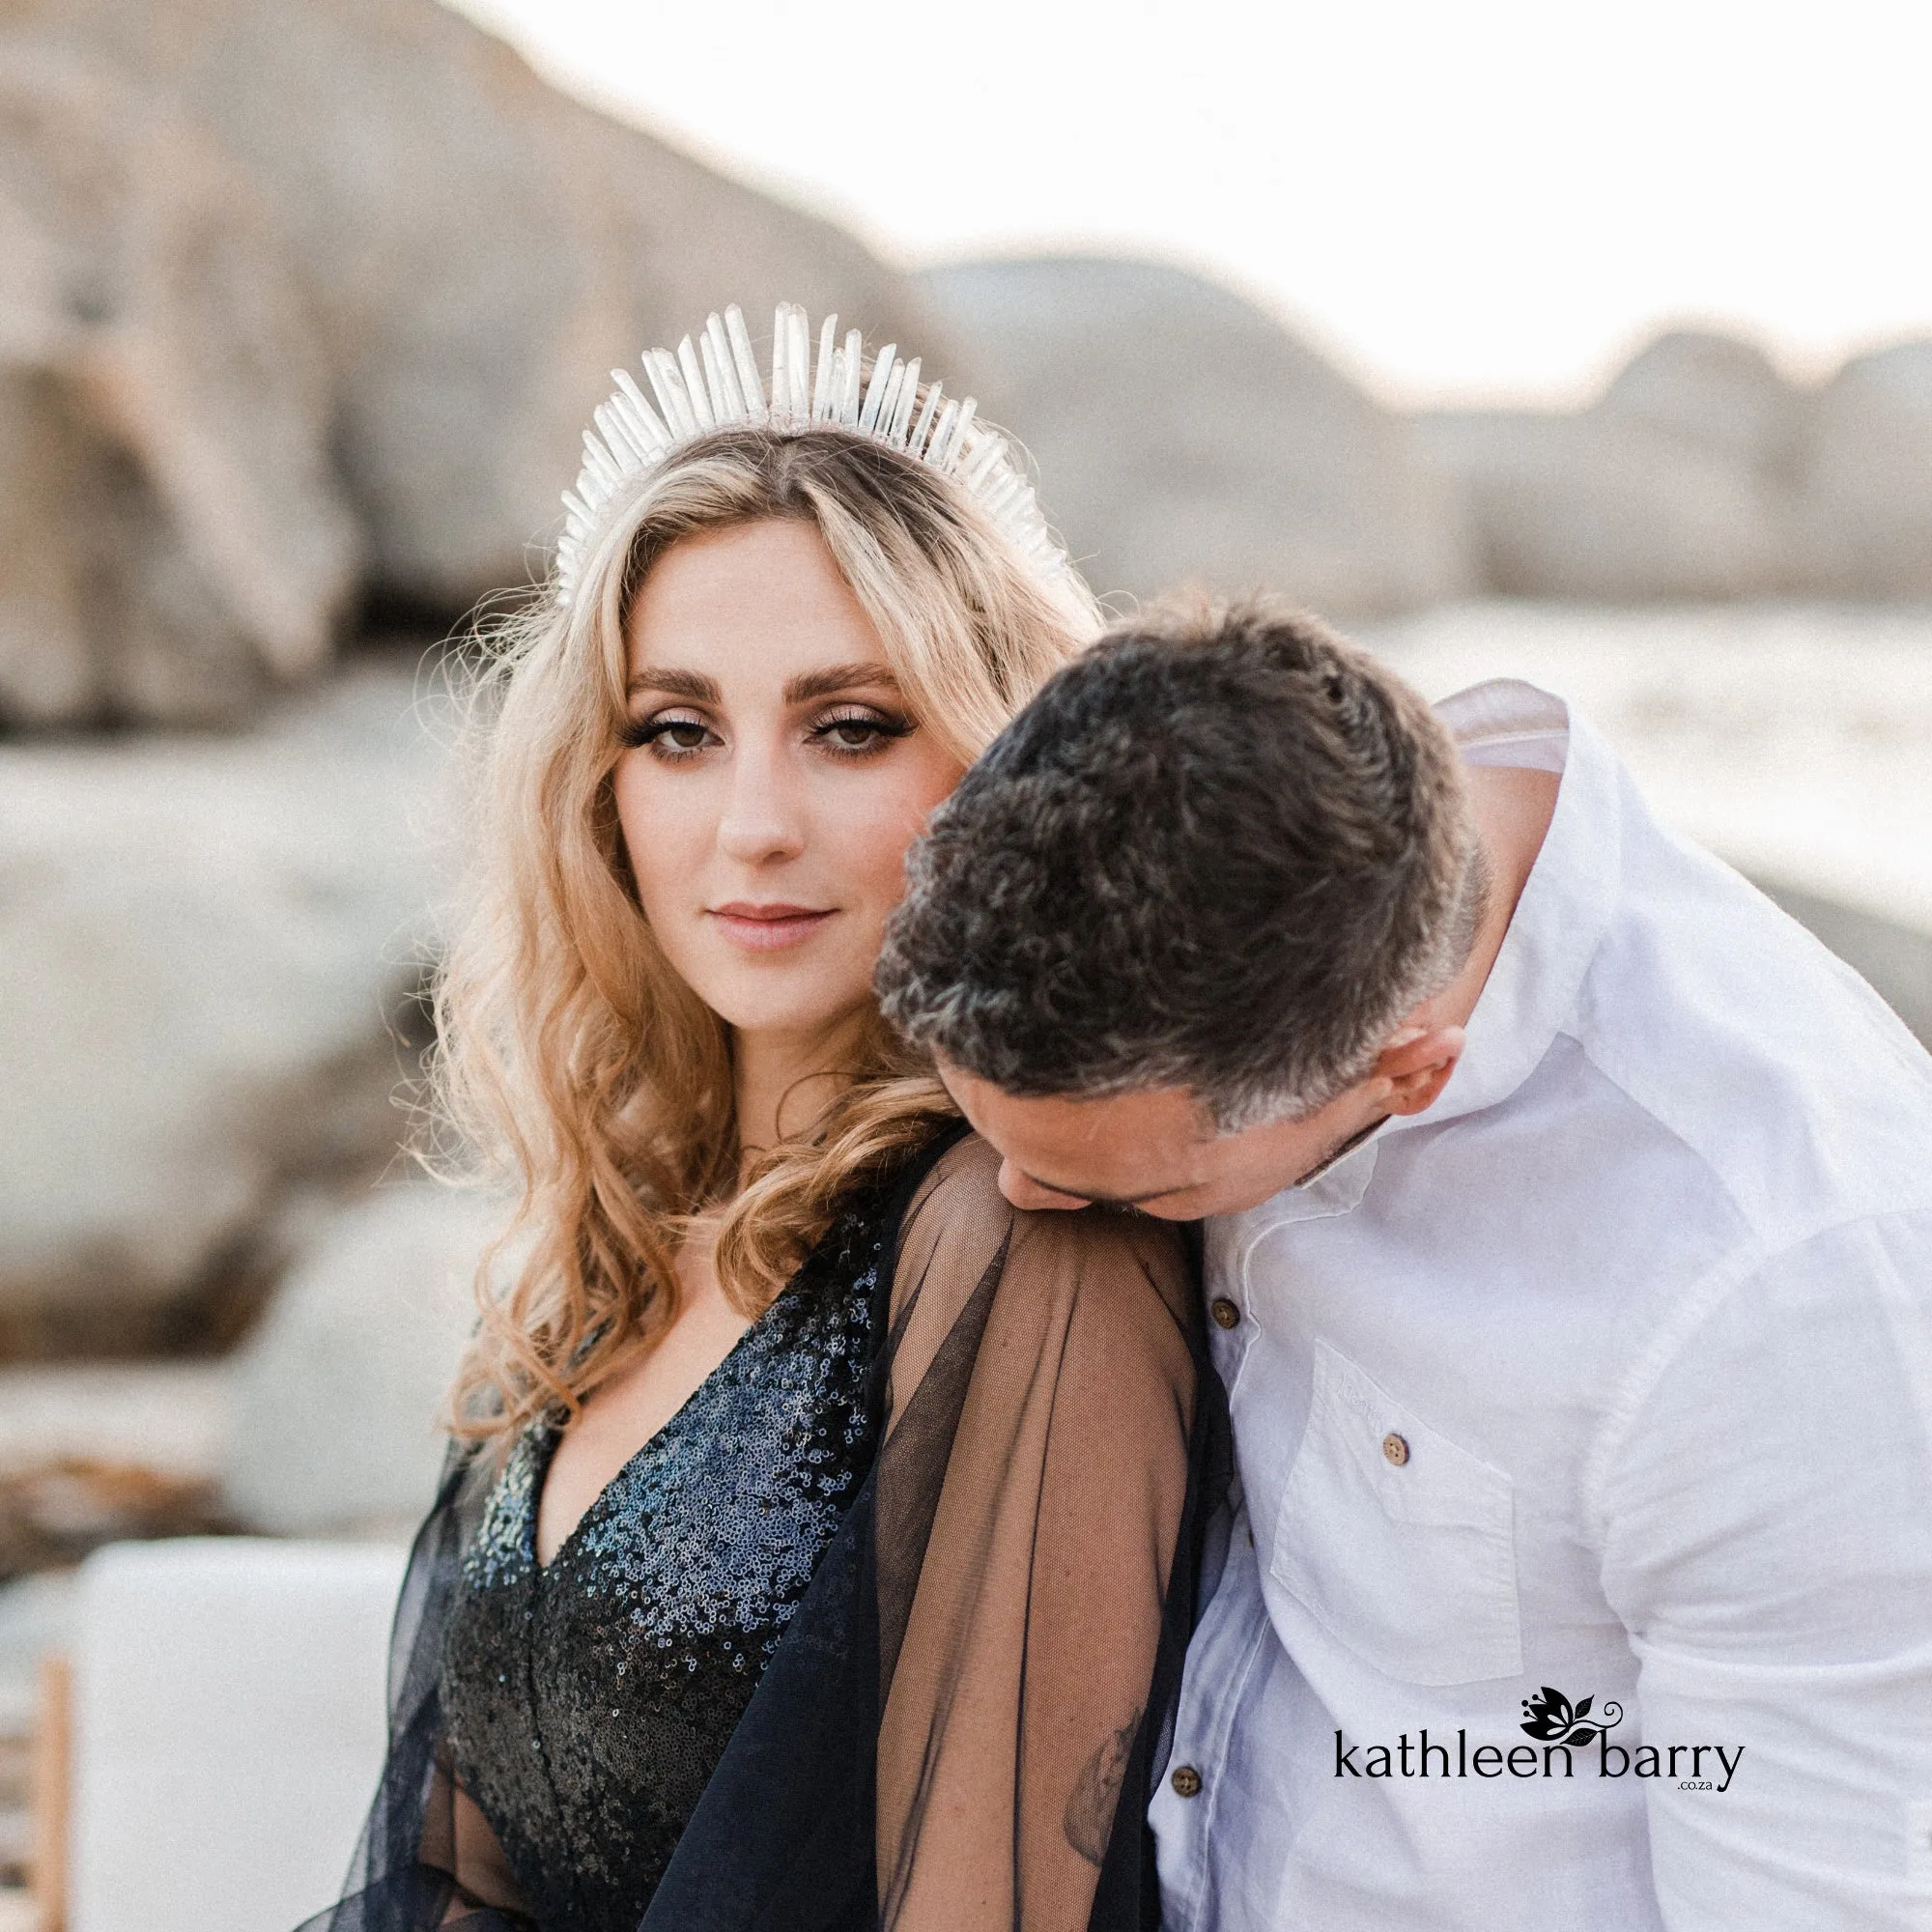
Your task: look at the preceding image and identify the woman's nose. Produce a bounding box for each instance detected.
[716,750,807,865]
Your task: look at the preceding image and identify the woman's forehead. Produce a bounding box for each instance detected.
[625,519,887,687]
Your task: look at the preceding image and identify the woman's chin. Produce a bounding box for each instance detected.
[698,979,876,1047]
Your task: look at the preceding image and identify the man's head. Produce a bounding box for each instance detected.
[876,598,1486,1216]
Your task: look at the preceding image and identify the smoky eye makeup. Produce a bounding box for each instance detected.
[809,704,917,754]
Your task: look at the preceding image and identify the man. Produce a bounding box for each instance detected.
[875,600,1932,1929]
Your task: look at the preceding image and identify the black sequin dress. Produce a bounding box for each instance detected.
[438,1194,887,1932]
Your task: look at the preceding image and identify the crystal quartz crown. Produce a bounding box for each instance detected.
[555,302,1066,604]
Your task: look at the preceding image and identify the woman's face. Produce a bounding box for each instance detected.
[615,518,964,1052]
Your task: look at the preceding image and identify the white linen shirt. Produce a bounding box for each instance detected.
[1150,679,1932,1931]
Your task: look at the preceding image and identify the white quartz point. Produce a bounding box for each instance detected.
[770,303,792,418]
[838,329,864,423]
[859,346,896,432]
[812,313,838,420]
[677,337,715,429]
[908,380,943,456]
[787,306,812,415]
[704,314,746,419]
[724,305,765,416]
[611,369,670,450]
[888,358,921,442]
[645,349,697,440]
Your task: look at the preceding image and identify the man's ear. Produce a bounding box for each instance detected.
[1371,1024,1465,1117]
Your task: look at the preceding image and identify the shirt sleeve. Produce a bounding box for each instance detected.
[1591,1208,1932,1930]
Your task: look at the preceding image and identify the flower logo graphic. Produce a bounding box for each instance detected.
[1520,1687,1623,1747]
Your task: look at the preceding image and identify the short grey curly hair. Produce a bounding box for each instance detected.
[876,598,1485,1131]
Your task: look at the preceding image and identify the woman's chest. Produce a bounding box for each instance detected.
[437,1247,882,1927]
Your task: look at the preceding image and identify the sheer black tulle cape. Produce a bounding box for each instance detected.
[305,1126,1228,1932]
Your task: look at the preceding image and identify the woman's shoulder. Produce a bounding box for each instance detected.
[894,1129,1196,1319]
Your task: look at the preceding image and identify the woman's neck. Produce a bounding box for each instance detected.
[730,1009,870,1170]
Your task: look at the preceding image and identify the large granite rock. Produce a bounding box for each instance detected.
[1419,328,1802,601]
[223,1184,501,1537]
[0,49,360,724]
[1798,340,1932,597]
[5,0,947,615]
[0,668,448,1350]
[919,257,1472,616]
[1598,328,1806,477]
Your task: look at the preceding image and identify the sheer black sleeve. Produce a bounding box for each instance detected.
[298,1451,537,1930]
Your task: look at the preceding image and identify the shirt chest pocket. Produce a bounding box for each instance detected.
[1269,1339,1522,1686]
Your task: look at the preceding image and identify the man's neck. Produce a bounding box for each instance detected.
[1427,764,1562,1034]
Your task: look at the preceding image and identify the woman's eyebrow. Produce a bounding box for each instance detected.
[783,663,900,704]
[627,668,720,701]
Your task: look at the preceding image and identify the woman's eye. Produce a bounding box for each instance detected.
[812,709,914,754]
[620,713,717,756]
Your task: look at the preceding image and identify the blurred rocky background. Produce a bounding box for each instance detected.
[2,0,1931,1884]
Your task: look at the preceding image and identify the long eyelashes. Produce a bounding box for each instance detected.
[616,713,712,753]
[810,708,915,753]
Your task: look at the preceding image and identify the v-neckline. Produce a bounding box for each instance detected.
[528,1288,787,1577]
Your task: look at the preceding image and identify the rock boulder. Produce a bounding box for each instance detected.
[1419,327,1804,601]
[0,49,360,724]
[0,668,448,1349]
[1417,407,1792,601]
[1597,327,1805,477]
[919,256,1471,615]
[6,0,949,614]
[1798,340,1932,597]
[223,1184,502,1537]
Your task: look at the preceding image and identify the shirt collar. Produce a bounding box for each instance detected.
[1264,1130,1381,1224]
[1377,678,1624,1141]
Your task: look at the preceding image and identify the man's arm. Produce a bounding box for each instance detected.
[1591,1210,1932,1930]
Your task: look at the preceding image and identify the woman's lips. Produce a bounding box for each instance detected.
[708,903,836,952]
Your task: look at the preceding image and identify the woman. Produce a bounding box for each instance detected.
[316,305,1221,1932]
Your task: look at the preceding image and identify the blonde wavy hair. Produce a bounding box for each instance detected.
[434,425,1099,1443]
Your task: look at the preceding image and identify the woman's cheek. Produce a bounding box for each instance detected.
[864,756,964,902]
[614,764,688,921]
[856,801,933,915]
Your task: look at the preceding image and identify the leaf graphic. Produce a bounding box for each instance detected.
[1575,1697,1593,1720]
[1565,1726,1600,1747]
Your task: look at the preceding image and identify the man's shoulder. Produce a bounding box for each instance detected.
[1568,823,1932,1244]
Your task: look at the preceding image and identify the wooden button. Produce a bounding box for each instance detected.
[1209,1297,1240,1330]
[1381,1433,1410,1466]
[1170,1764,1203,1798]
